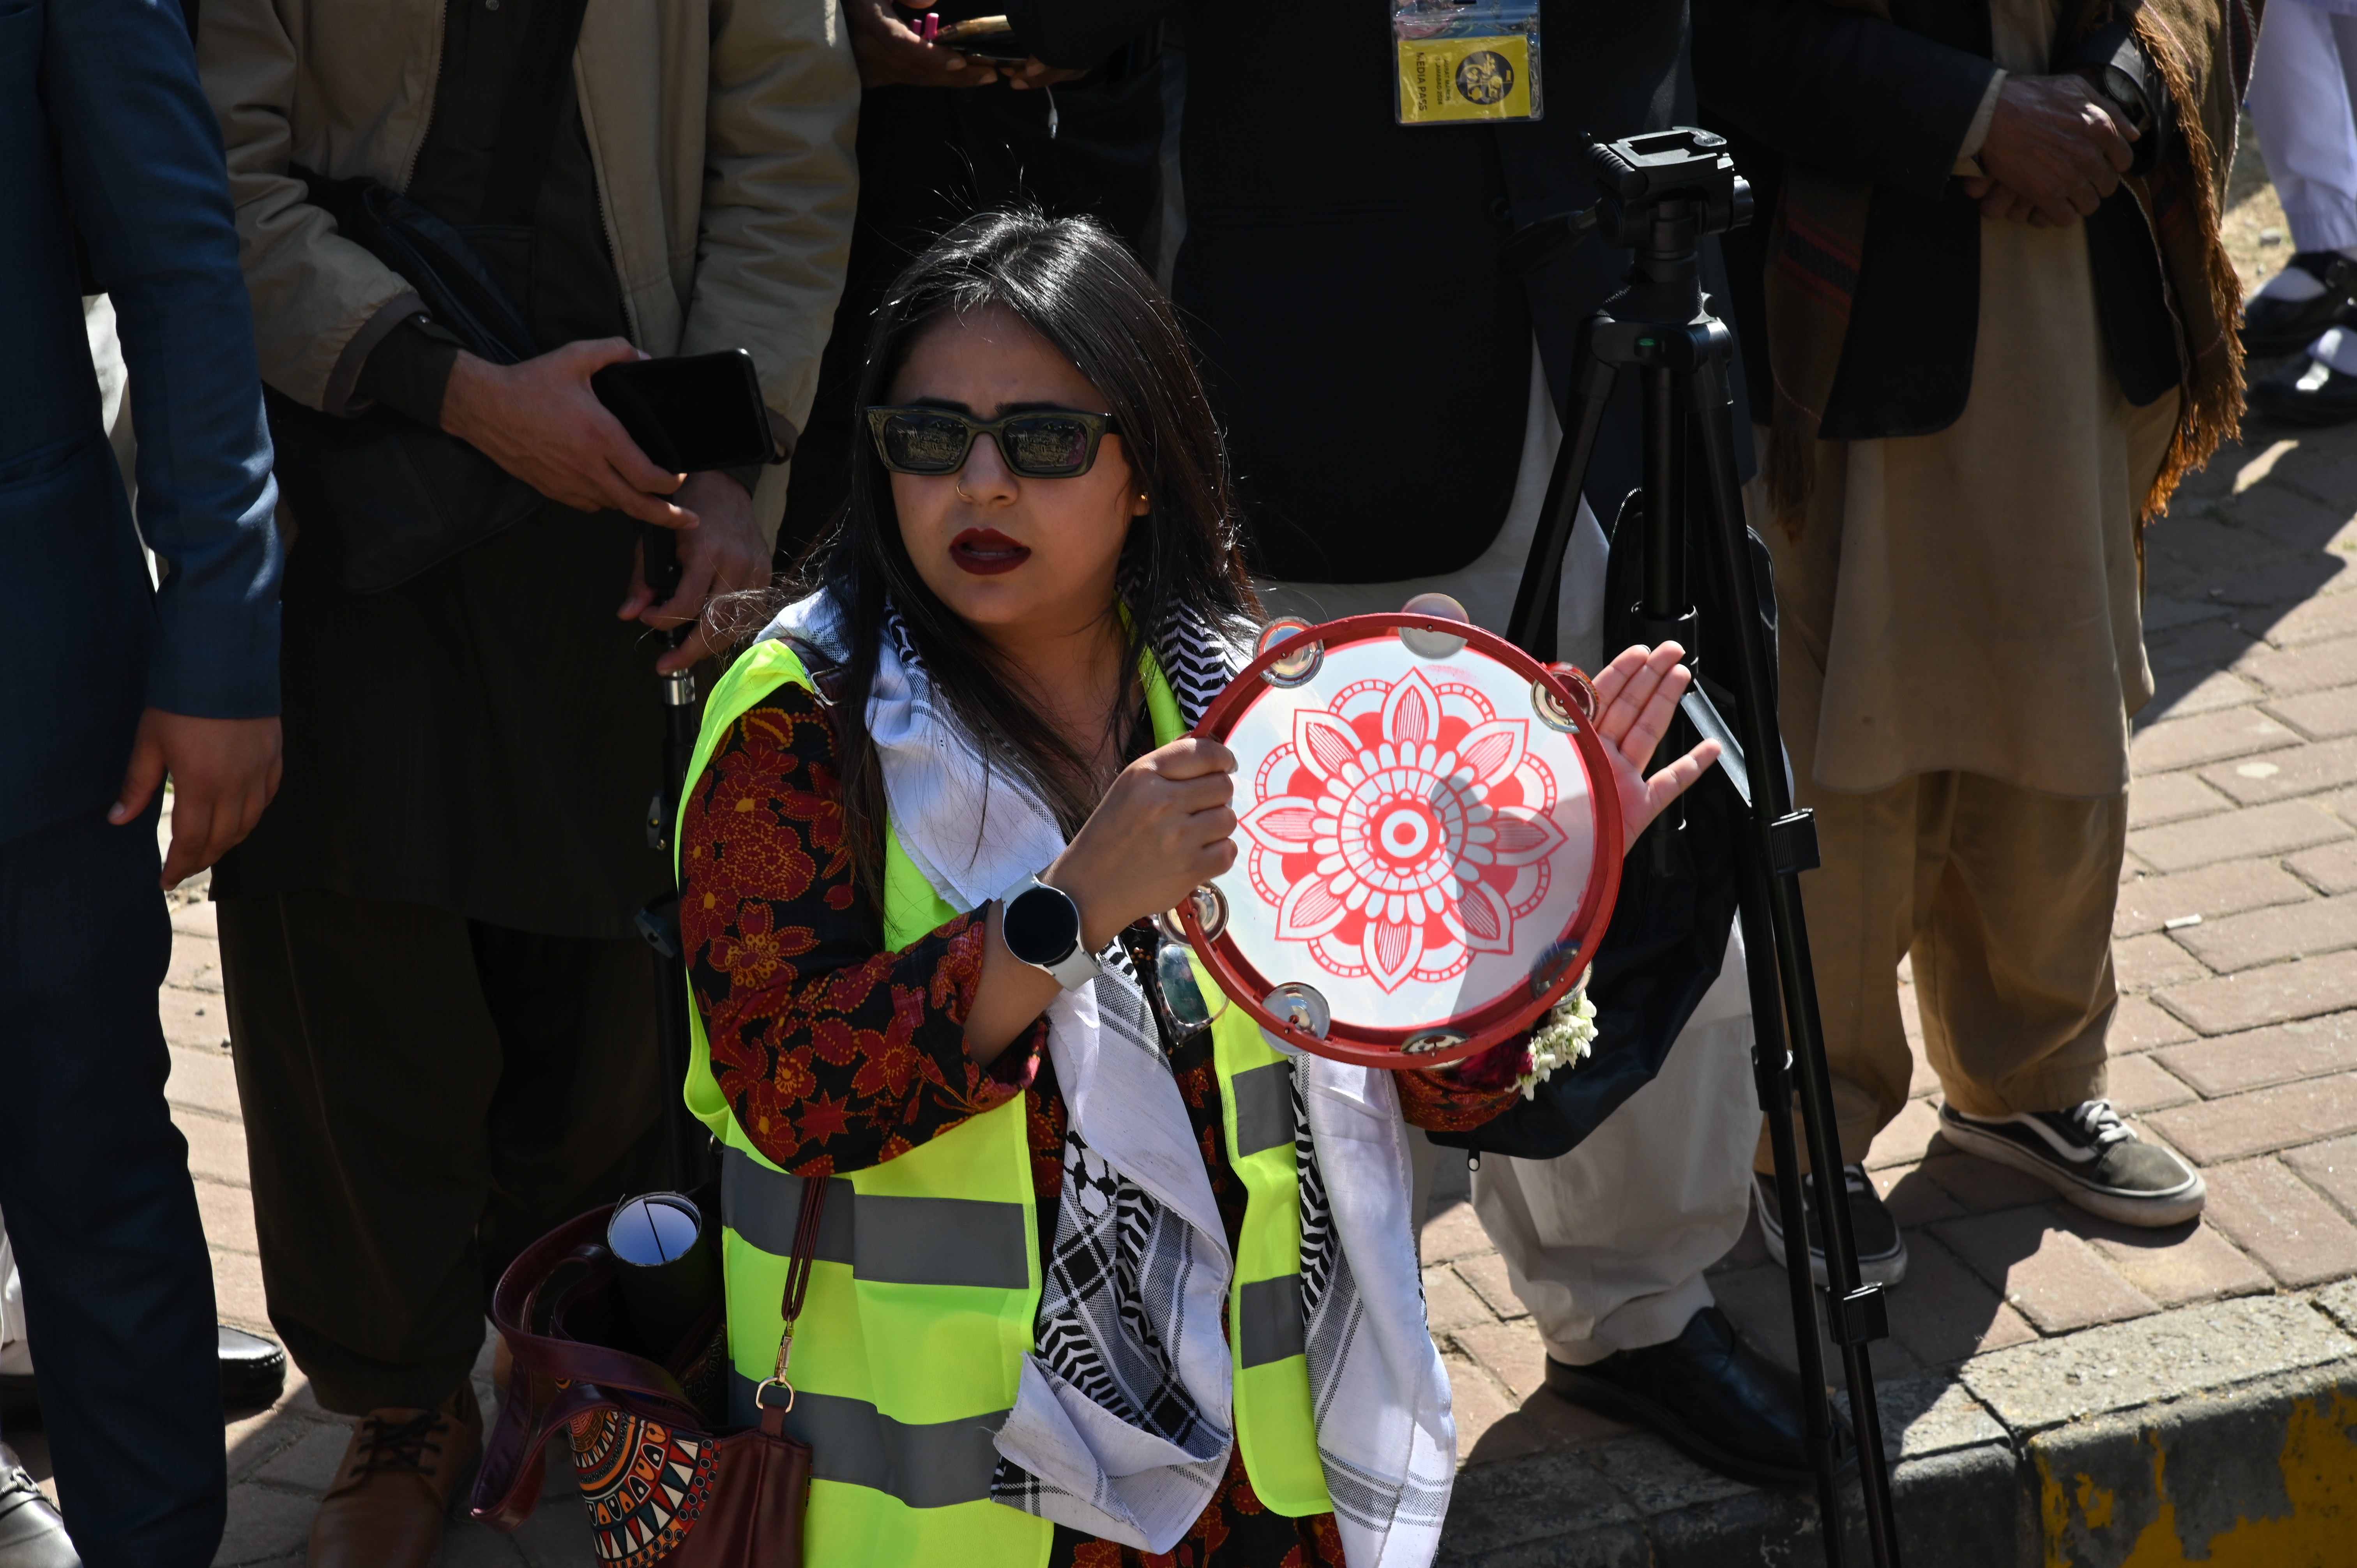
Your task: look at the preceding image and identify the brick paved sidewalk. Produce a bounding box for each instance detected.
[16,392,2357,1566]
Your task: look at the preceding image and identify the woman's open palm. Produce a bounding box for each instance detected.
[1391,597,1722,859]
[1588,641,1722,856]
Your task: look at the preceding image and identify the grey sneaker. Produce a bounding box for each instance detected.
[1937,1099,2204,1226]
[1753,1165,1909,1288]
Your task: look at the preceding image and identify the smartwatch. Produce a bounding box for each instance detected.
[997,874,1104,991]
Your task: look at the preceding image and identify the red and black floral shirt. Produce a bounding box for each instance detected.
[680,680,1520,1568]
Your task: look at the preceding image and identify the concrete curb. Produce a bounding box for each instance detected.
[1437,1288,2357,1566]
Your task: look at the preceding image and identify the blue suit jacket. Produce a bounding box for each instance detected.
[0,0,279,842]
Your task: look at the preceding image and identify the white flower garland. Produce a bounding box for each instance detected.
[1516,984,1597,1099]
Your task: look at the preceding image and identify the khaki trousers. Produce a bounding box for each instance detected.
[1761,471,2124,1169]
[1760,770,2125,1171]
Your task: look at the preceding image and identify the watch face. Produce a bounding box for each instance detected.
[1004,884,1082,966]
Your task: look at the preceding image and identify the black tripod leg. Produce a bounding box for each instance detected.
[1688,347,1903,1566]
[1507,334,1617,659]
[1737,841,1848,1562]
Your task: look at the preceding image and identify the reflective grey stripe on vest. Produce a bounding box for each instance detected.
[721,1145,1031,1289]
[728,1372,1007,1509]
[1238,1274,1306,1368]
[1230,1060,1294,1160]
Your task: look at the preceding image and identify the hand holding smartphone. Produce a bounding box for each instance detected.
[591,349,783,604]
[591,349,782,475]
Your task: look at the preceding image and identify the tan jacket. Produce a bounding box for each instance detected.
[198,0,858,453]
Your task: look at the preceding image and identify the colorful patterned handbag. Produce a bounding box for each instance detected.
[470,1178,830,1565]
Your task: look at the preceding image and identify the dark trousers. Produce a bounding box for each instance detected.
[217,888,667,1414]
[0,802,225,1567]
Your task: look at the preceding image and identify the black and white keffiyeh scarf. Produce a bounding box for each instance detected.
[760,592,1456,1564]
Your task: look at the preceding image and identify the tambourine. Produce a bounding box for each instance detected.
[1177,613,1622,1071]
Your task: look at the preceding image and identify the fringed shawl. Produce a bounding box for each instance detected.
[1761,0,2261,536]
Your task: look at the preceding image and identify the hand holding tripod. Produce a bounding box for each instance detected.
[1504,128,1902,1568]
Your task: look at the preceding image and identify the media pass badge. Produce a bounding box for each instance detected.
[1392,1,1541,126]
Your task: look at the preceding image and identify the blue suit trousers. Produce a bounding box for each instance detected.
[0,801,224,1566]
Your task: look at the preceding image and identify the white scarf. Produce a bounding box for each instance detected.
[759,592,1455,1564]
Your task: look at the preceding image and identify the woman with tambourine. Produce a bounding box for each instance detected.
[673,210,1719,1568]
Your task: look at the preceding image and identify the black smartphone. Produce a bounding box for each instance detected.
[590,349,777,474]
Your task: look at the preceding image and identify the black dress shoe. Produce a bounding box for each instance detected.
[2249,353,2357,427]
[2242,252,2357,359]
[0,1326,284,1427]
[0,1456,79,1568]
[219,1325,287,1409]
[1543,1306,1850,1491]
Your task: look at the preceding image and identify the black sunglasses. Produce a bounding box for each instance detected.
[864,405,1121,479]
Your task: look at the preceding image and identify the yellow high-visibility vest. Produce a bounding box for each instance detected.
[675,634,1329,1566]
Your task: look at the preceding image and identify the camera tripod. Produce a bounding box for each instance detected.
[1503,128,1901,1567]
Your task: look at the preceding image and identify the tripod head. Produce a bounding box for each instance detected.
[1500,127,1752,280]
[1587,127,1752,253]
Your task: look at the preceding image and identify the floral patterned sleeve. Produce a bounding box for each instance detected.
[679,680,1039,1177]
[1397,1042,1526,1134]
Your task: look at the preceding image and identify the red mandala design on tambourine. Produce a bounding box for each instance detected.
[1236,666,1567,993]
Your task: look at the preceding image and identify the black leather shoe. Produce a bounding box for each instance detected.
[0,1451,79,1568]
[0,1326,284,1427]
[2242,252,2357,359]
[218,1324,287,1409]
[1543,1306,1851,1491]
[2249,354,2357,427]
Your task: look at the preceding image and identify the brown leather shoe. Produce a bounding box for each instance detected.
[307,1383,482,1568]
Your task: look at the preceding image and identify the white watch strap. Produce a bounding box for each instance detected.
[1043,943,1104,992]
[997,874,1103,992]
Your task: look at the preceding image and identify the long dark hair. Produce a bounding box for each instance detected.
[814,210,1256,906]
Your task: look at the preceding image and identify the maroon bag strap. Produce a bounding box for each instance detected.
[471,1203,704,1530]
[490,1207,700,1407]
[754,1175,830,1435]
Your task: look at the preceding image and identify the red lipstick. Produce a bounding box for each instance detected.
[950,527,1031,576]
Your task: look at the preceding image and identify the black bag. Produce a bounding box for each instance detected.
[265,0,589,593]
[1426,493,1778,1161]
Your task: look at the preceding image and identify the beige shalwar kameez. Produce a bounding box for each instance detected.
[1763,0,2183,1167]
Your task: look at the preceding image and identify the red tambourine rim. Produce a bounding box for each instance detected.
[1183,613,1624,1071]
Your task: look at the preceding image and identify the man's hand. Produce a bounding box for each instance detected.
[1004,58,1087,91]
[620,470,773,673]
[848,0,1000,87]
[1962,73,2137,227]
[440,340,696,529]
[110,710,284,889]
